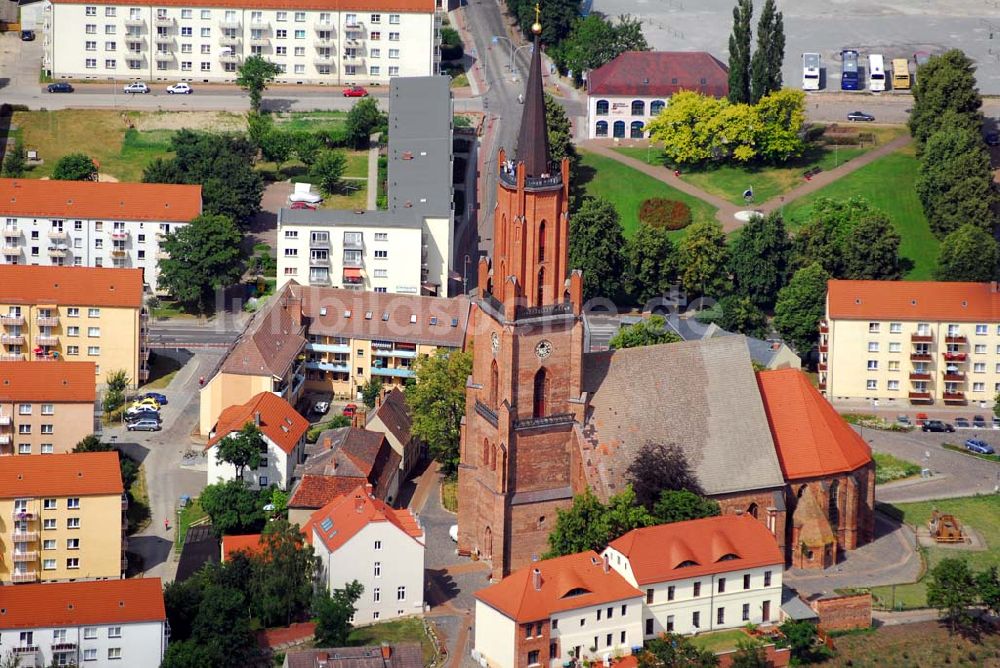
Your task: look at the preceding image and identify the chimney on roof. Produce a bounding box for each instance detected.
[381,644,392,659]
[603,553,610,573]
[365,482,374,498]
[355,493,365,513]
[315,651,329,667]
[532,568,542,591]
[254,411,261,427]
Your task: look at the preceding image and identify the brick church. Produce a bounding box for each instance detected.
[456,22,875,579]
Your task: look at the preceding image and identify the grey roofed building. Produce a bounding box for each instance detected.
[175,524,220,582]
[282,644,423,668]
[579,335,786,497]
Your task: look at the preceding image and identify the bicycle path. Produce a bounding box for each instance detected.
[579,134,913,232]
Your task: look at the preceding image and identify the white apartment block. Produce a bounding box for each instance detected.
[0,578,168,668]
[0,179,202,292]
[44,0,441,85]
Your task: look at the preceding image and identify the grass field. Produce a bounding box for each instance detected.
[258,149,368,182]
[273,110,348,133]
[689,629,748,653]
[823,620,1000,667]
[126,465,151,534]
[781,147,937,280]
[578,150,717,238]
[175,498,209,550]
[347,618,435,664]
[441,477,458,513]
[870,495,1000,609]
[141,352,183,390]
[872,452,922,485]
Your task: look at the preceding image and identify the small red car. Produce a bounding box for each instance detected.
[342,403,358,417]
[290,201,317,210]
[342,86,369,98]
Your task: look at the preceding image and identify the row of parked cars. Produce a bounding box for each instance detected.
[124,393,168,432]
[46,82,193,94]
[905,415,997,455]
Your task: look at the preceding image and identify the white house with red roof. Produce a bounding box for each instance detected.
[603,515,784,639]
[474,550,644,668]
[585,51,729,139]
[206,392,310,490]
[0,577,167,667]
[306,484,424,624]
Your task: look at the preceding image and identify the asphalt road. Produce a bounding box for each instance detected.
[148,314,246,348]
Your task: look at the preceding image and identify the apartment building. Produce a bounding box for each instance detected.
[277,75,454,295]
[206,391,309,490]
[603,515,783,639]
[0,178,202,292]
[0,265,149,386]
[305,484,424,623]
[474,551,644,668]
[0,578,167,667]
[45,0,441,85]
[820,280,1000,406]
[0,361,98,456]
[199,281,470,434]
[0,452,126,585]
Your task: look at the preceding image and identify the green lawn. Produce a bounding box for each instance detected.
[872,452,922,485]
[441,477,458,513]
[781,147,938,280]
[273,110,348,133]
[141,352,183,390]
[257,150,368,182]
[689,629,748,653]
[175,498,208,550]
[125,464,151,534]
[578,150,717,238]
[347,617,436,665]
[870,495,1000,609]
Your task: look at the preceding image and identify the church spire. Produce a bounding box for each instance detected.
[515,4,550,179]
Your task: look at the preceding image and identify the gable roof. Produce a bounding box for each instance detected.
[0,178,201,222]
[587,51,729,98]
[289,474,366,510]
[826,279,1000,322]
[290,427,401,509]
[0,265,144,308]
[756,369,872,480]
[222,533,265,561]
[284,644,424,668]
[475,551,642,623]
[371,388,413,446]
[607,515,783,586]
[0,452,123,498]
[0,578,165,629]
[0,361,96,403]
[305,484,422,553]
[580,336,785,497]
[218,284,307,378]
[207,391,309,455]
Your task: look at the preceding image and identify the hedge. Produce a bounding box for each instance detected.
[638,198,692,230]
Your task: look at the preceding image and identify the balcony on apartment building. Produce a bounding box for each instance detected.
[36,315,59,327]
[305,358,350,373]
[945,334,967,344]
[372,341,418,359]
[219,18,242,29]
[154,15,174,27]
[370,366,416,379]
[11,528,39,542]
[12,507,35,520]
[35,335,58,346]
[10,641,39,652]
[818,342,828,353]
[126,39,146,51]
[47,229,68,241]
[908,391,933,402]
[250,35,271,46]
[154,34,175,46]
[910,351,932,361]
[308,271,331,286]
[110,229,129,241]
[817,362,827,371]
[909,371,931,381]
[47,246,68,258]
[1,334,25,345]
[156,52,176,63]
[0,413,10,426]
[943,391,967,403]
[0,314,24,326]
[1,244,21,256]
[911,332,933,343]
[3,227,21,239]
[342,53,365,65]
[219,34,241,46]
[342,268,364,286]
[0,353,25,361]
[943,371,966,382]
[219,52,242,64]
[51,642,77,653]
[307,340,350,354]
[0,434,12,445]
[315,36,334,47]
[314,53,334,64]
[943,352,968,362]
[12,550,38,562]
[125,16,145,27]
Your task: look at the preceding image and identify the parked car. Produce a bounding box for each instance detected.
[126,404,159,417]
[993,415,1000,428]
[974,415,988,428]
[127,419,162,432]
[964,439,996,455]
[954,417,970,428]
[342,403,358,417]
[921,420,955,433]
[987,131,1000,147]
[290,201,317,210]
[448,524,458,542]
[312,401,330,415]
[125,410,161,423]
[166,82,192,94]
[342,86,369,97]
[47,83,74,93]
[847,111,875,122]
[123,81,150,94]
[131,397,161,409]
[897,415,911,426]
[142,392,168,405]
[288,191,322,204]
[20,30,35,41]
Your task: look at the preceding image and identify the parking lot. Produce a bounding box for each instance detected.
[592,0,1000,95]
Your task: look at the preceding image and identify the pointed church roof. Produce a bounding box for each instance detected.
[515,32,551,178]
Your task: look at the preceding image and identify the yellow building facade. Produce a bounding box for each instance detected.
[0,452,125,584]
[0,361,98,455]
[821,280,1000,407]
[0,266,148,387]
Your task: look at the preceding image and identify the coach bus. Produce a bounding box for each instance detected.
[841,49,860,90]
[868,54,885,91]
[802,52,821,90]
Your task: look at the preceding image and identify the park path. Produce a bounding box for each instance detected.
[579,134,913,232]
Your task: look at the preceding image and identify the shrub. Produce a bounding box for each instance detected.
[638,198,692,230]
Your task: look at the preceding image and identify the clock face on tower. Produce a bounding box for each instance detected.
[535,339,553,359]
[491,332,500,355]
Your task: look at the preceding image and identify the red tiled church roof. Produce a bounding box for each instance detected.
[587,51,729,98]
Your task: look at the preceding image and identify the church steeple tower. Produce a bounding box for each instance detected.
[515,12,550,179]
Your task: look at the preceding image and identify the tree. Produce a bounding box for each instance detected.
[361,378,383,409]
[749,0,784,103]
[215,422,264,480]
[405,350,472,474]
[926,557,978,634]
[313,581,364,647]
[638,633,720,667]
[678,220,729,297]
[792,197,898,278]
[727,0,753,104]
[908,50,982,148]
[546,487,653,557]
[935,224,999,282]
[161,640,222,668]
[651,489,721,525]
[977,566,1000,617]
[568,197,626,300]
[345,97,385,149]
[246,111,273,150]
[627,442,703,510]
[252,519,318,627]
[259,129,294,171]
[715,295,768,339]
[841,214,902,280]
[774,262,829,353]
[198,480,267,537]
[52,153,97,181]
[293,131,324,166]
[544,93,576,169]
[608,315,681,350]
[158,214,245,311]
[553,14,648,84]
[647,91,729,166]
[730,637,769,668]
[915,123,997,238]
[191,584,256,662]
[310,150,348,197]
[777,620,833,664]
[729,211,790,308]
[2,139,26,177]
[236,55,281,113]
[507,0,580,46]
[102,369,130,412]
[754,89,805,162]
[625,224,677,305]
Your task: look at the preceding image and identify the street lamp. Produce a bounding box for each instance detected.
[491,35,514,72]
[511,43,533,81]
